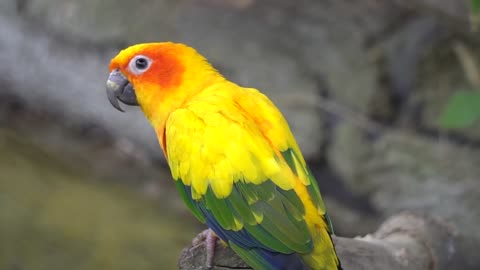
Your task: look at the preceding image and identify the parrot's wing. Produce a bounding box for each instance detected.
[236,88,333,234]
[165,89,333,260]
[176,174,313,270]
[176,175,314,254]
[167,106,313,253]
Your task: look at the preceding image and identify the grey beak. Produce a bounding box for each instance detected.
[106,70,138,112]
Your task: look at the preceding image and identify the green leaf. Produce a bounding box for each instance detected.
[472,0,480,13]
[439,90,480,129]
[472,0,480,31]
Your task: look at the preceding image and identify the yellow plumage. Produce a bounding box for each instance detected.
[107,42,341,270]
[166,83,296,198]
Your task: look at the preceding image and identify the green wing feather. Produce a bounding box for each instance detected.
[282,148,334,233]
[209,180,313,253]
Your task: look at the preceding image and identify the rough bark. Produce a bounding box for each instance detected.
[178,212,456,270]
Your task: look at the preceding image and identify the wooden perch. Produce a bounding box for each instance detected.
[178,212,457,270]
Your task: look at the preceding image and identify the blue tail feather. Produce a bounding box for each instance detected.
[230,241,309,270]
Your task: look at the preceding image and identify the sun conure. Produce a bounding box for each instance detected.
[106,42,342,270]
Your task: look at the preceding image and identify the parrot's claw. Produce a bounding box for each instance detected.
[192,229,218,269]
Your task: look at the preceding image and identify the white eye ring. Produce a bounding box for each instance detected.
[128,55,152,75]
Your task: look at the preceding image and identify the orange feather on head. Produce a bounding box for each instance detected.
[109,43,186,89]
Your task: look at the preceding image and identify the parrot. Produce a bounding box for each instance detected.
[106,42,342,270]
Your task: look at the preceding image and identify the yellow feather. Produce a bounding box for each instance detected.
[292,151,310,186]
[210,159,234,198]
[252,209,264,224]
[233,217,244,231]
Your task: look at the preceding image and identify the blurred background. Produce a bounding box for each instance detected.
[0,0,479,269]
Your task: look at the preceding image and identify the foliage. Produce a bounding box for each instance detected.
[439,90,480,129]
[472,0,480,30]
[440,2,480,129]
[473,0,480,13]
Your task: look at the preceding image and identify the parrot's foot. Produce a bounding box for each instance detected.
[192,229,218,269]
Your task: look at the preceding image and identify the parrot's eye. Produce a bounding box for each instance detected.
[128,55,151,75]
[135,58,148,69]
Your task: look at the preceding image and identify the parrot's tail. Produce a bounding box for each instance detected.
[301,226,342,270]
[230,241,309,270]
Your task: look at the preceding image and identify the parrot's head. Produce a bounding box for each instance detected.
[106,42,219,119]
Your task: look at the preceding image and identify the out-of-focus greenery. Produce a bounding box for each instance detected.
[0,128,199,270]
[472,0,480,30]
[473,0,480,13]
[439,90,480,129]
[439,0,480,129]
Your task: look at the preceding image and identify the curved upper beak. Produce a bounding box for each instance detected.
[106,70,139,112]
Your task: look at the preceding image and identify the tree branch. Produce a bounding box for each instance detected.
[178,212,457,270]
